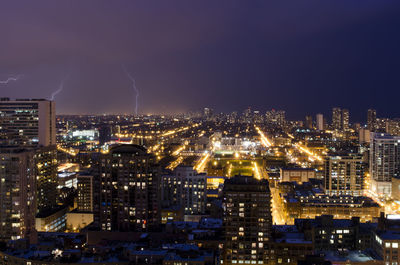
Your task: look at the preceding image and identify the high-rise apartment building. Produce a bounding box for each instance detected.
[0,148,37,242]
[77,173,93,212]
[265,109,285,126]
[98,124,112,146]
[370,133,400,196]
[324,154,365,196]
[35,145,58,210]
[305,115,313,129]
[0,98,57,242]
[228,111,238,124]
[342,109,349,131]
[332,107,342,130]
[359,128,371,144]
[386,120,400,136]
[253,110,264,124]
[277,110,285,126]
[368,109,377,132]
[316,113,324,131]
[95,144,160,231]
[0,98,56,147]
[332,108,350,131]
[203,107,213,119]
[222,175,272,265]
[161,166,206,215]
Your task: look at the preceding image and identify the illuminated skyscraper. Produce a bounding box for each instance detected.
[0,98,56,147]
[359,128,371,144]
[316,113,324,131]
[95,144,160,231]
[305,115,313,129]
[342,109,349,131]
[368,109,377,131]
[77,173,93,212]
[370,133,400,196]
[222,175,272,265]
[332,107,342,130]
[35,146,58,210]
[324,154,365,196]
[203,107,213,119]
[0,148,37,242]
[161,166,206,215]
[266,109,285,126]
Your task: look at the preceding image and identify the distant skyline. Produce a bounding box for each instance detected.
[1,1,400,120]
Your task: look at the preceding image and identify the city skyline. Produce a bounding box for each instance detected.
[3,2,400,264]
[1,1,400,119]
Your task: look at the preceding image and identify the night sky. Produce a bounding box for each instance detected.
[1,1,400,121]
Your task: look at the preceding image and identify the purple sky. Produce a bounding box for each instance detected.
[1,0,400,121]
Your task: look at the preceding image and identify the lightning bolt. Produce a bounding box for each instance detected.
[0,75,22,84]
[122,65,139,116]
[50,75,69,101]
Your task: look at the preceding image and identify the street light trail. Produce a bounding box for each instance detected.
[194,152,210,172]
[293,143,323,162]
[172,140,188,156]
[252,161,261,180]
[255,126,272,147]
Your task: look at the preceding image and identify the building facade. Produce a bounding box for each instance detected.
[77,173,93,212]
[95,144,160,231]
[368,109,377,132]
[359,128,371,144]
[222,175,272,265]
[0,98,56,147]
[332,108,342,130]
[305,116,313,129]
[0,148,37,242]
[324,154,365,196]
[280,168,316,183]
[342,109,349,131]
[370,133,400,197]
[35,145,58,210]
[161,166,206,215]
[316,114,324,131]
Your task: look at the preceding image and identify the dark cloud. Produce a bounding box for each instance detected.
[0,0,400,121]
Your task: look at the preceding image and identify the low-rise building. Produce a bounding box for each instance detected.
[278,182,380,222]
[271,225,313,264]
[66,210,94,232]
[36,206,68,232]
[280,168,316,183]
[373,214,400,265]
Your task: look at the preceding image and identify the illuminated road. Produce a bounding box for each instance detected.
[293,143,323,162]
[172,140,189,156]
[57,145,78,156]
[194,152,210,173]
[270,187,288,225]
[252,161,261,180]
[167,156,184,170]
[286,133,323,163]
[255,126,272,147]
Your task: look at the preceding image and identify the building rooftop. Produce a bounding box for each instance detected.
[376,230,400,240]
[223,175,270,192]
[281,168,316,171]
[110,144,147,155]
[318,250,380,263]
